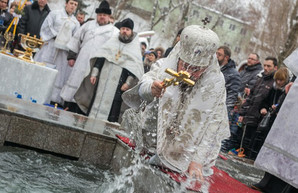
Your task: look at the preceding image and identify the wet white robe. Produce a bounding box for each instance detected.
[122,42,230,174]
[34,9,79,104]
[254,48,298,189]
[60,21,119,103]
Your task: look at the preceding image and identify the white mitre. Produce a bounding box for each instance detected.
[177,25,220,67]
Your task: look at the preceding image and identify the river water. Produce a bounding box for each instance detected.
[0,146,180,193]
[0,145,263,193]
[0,146,112,193]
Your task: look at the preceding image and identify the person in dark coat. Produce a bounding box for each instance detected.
[248,67,289,159]
[17,0,50,39]
[164,28,183,57]
[238,57,278,158]
[217,46,241,110]
[0,0,13,47]
[216,46,241,152]
[239,53,263,97]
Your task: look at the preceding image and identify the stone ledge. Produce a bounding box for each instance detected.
[0,114,11,145]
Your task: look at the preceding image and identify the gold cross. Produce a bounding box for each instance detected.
[115,50,121,61]
[163,68,195,87]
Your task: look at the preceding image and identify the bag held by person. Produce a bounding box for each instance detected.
[258,111,271,131]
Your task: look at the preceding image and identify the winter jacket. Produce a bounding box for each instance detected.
[260,82,287,130]
[17,1,50,38]
[0,9,13,33]
[239,63,263,95]
[220,59,241,110]
[239,71,275,126]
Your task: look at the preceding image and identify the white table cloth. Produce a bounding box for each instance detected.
[0,53,58,104]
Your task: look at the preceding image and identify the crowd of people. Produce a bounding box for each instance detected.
[1,0,297,192]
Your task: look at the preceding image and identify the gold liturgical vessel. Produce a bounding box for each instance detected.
[1,31,14,53]
[163,68,195,87]
[15,33,44,62]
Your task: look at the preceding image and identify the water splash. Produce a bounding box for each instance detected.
[95,151,183,193]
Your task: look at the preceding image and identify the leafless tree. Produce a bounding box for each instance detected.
[149,0,187,30]
[252,0,297,65]
[279,0,298,65]
[112,0,133,20]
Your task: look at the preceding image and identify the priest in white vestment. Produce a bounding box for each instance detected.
[121,25,230,180]
[253,48,298,192]
[34,0,80,106]
[74,18,144,122]
[60,0,119,112]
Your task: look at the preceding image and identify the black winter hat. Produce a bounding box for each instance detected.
[121,18,134,30]
[95,0,111,15]
[114,21,121,29]
[149,51,157,58]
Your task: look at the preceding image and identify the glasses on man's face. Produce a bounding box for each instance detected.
[0,0,8,4]
[248,57,257,61]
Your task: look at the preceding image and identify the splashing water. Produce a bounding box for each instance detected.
[0,146,187,193]
[95,150,184,193]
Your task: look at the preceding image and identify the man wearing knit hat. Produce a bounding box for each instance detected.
[121,25,229,183]
[72,18,144,123]
[61,0,119,112]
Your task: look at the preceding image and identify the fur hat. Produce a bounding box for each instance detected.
[95,0,111,15]
[121,18,134,30]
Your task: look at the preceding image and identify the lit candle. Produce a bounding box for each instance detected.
[20,0,28,10]
[13,18,18,37]
[18,0,21,9]
[5,17,16,33]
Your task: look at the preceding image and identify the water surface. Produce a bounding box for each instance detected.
[0,146,112,193]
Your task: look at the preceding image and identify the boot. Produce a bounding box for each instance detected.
[251,172,272,192]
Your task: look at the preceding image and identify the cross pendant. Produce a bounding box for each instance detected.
[115,50,121,61]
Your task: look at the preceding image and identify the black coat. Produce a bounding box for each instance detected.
[239,71,275,126]
[0,9,13,33]
[260,84,287,130]
[17,1,50,38]
[221,59,241,110]
[239,63,263,95]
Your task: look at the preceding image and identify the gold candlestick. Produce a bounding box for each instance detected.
[163,68,195,87]
[17,33,44,62]
[1,31,14,53]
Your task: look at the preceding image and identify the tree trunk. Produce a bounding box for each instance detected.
[278,0,298,66]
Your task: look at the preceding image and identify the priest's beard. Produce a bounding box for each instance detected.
[119,33,134,43]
